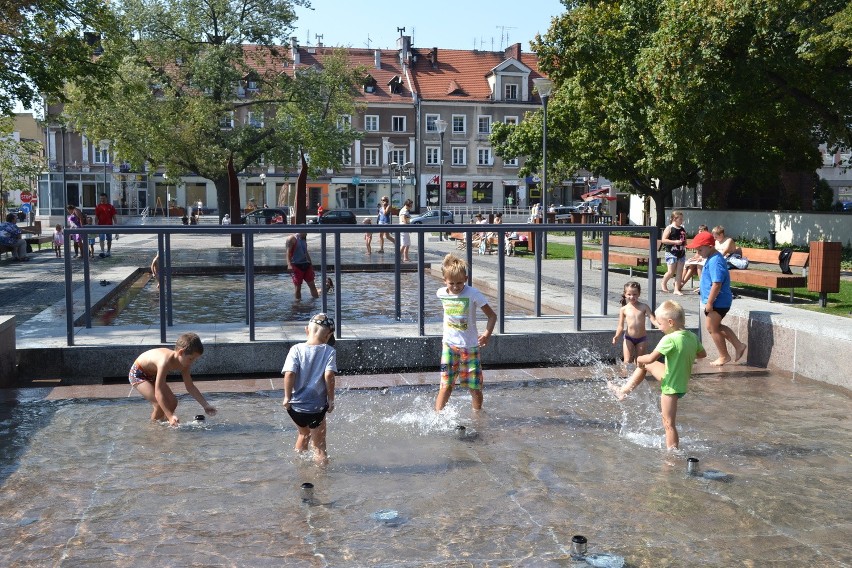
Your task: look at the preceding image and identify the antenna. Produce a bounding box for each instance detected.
[397,26,406,36]
[315,33,323,45]
[496,25,517,50]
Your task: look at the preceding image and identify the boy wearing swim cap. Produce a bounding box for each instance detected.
[282,313,337,465]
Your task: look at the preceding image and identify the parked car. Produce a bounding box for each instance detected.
[241,207,291,225]
[841,201,852,212]
[308,210,357,224]
[409,209,454,225]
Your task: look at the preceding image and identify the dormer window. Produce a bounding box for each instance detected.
[363,75,377,94]
[505,84,518,101]
[388,75,403,95]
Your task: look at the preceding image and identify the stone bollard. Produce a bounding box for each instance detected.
[0,315,17,387]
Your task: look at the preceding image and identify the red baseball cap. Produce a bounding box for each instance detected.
[689,231,715,248]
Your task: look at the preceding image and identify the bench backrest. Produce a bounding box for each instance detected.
[741,247,809,267]
[609,235,655,249]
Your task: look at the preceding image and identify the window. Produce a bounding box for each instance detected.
[93,147,109,164]
[504,156,519,167]
[364,115,379,131]
[364,148,378,166]
[219,112,234,129]
[452,114,466,133]
[246,79,259,91]
[247,111,263,128]
[426,146,440,165]
[478,116,492,134]
[338,114,352,130]
[392,116,406,132]
[504,116,519,126]
[505,84,518,101]
[425,114,440,132]
[477,148,492,166]
[451,147,466,166]
[390,149,406,165]
[341,147,352,166]
[472,181,493,204]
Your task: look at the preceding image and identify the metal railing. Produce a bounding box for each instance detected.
[63,223,660,346]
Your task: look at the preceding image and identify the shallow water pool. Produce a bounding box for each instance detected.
[0,371,849,566]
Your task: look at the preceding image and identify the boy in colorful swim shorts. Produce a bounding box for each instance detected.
[282,313,337,465]
[435,254,497,412]
[128,332,217,426]
[610,301,706,450]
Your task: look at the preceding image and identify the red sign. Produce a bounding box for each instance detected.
[31,194,37,203]
[20,193,33,203]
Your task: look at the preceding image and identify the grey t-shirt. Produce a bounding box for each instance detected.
[282,343,337,412]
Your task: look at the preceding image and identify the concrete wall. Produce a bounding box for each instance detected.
[0,316,16,387]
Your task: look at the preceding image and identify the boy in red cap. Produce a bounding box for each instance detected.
[691,230,747,365]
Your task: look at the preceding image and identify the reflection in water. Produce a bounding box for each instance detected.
[0,375,849,566]
[93,272,534,326]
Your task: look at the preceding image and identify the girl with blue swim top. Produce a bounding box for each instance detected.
[612,281,657,364]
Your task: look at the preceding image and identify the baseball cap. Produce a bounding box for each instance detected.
[689,231,715,248]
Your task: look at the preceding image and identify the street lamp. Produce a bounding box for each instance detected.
[259,173,266,209]
[533,77,553,256]
[389,161,414,216]
[435,118,447,240]
[100,139,111,205]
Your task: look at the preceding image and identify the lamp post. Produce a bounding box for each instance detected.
[435,118,447,240]
[533,77,553,257]
[259,172,266,210]
[100,139,111,205]
[389,161,414,216]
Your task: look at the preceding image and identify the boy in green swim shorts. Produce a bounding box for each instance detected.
[610,300,706,450]
[435,254,497,412]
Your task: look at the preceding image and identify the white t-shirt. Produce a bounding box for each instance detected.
[436,285,489,348]
[281,343,337,412]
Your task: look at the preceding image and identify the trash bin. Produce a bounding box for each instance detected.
[768,230,776,250]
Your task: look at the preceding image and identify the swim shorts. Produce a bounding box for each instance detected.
[287,405,328,429]
[400,232,410,247]
[440,343,483,390]
[290,263,315,288]
[665,252,685,265]
[624,333,647,346]
[129,362,154,386]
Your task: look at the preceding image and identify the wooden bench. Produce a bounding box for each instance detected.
[727,247,809,302]
[582,234,662,276]
[23,221,53,251]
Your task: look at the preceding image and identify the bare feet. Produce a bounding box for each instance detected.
[734,343,747,362]
[660,287,670,293]
[673,290,684,296]
[710,357,731,366]
[607,382,626,401]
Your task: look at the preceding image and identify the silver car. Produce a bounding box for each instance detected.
[409,209,454,225]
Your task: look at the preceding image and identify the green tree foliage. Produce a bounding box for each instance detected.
[62,0,364,226]
[0,116,44,219]
[0,0,118,115]
[492,0,852,224]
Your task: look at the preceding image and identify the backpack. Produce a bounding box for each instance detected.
[778,248,793,274]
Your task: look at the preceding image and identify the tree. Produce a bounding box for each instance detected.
[0,116,44,220]
[0,0,118,116]
[491,0,852,224]
[62,0,363,237]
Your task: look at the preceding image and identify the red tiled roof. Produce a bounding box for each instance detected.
[408,46,544,103]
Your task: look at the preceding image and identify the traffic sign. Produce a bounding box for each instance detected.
[20,193,33,203]
[21,203,32,214]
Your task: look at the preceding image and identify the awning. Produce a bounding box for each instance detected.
[581,187,616,201]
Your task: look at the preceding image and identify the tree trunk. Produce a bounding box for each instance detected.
[227,155,242,247]
[295,151,307,225]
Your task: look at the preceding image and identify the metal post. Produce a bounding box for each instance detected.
[435,118,447,241]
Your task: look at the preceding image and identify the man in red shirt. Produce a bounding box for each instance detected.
[94,193,118,257]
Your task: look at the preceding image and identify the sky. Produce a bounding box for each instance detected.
[291,0,566,52]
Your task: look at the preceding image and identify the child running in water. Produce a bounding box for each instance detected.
[362,218,373,254]
[612,281,658,364]
[435,254,497,412]
[610,301,706,450]
[282,313,337,465]
[128,332,217,426]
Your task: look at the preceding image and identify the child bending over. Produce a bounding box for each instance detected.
[128,332,217,426]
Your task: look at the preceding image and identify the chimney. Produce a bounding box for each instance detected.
[374,50,381,69]
[397,34,411,64]
[504,42,521,61]
[290,37,300,65]
[428,47,438,69]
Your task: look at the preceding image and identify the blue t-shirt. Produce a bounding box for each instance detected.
[282,343,337,413]
[700,252,733,308]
